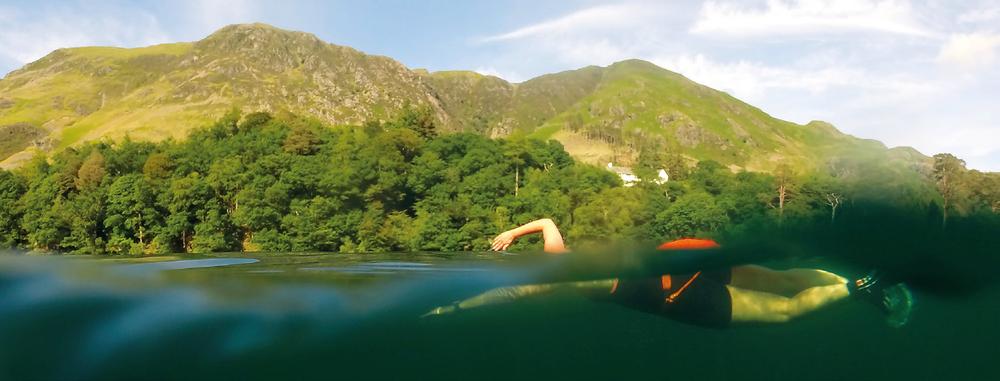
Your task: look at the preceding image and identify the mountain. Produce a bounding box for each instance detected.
[0,23,931,178]
[0,23,445,167]
[425,60,896,172]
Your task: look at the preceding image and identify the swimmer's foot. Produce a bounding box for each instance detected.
[850,271,914,328]
[421,302,460,318]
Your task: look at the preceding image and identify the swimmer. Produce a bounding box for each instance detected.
[426,218,914,328]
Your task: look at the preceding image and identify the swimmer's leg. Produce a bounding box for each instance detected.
[423,279,615,317]
[455,283,559,310]
[731,265,848,297]
[728,283,850,323]
[458,279,614,309]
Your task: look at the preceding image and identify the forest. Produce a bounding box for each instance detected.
[0,108,996,255]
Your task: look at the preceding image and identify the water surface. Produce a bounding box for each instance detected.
[0,252,997,380]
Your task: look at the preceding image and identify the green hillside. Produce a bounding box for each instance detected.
[0,23,932,182]
[425,59,929,177]
[0,24,444,168]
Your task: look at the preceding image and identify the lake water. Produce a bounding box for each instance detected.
[0,252,997,380]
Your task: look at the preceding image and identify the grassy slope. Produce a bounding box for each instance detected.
[0,123,44,160]
[0,42,203,154]
[515,60,891,173]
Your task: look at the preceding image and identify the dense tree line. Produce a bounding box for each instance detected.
[931,153,1000,227]
[0,108,995,255]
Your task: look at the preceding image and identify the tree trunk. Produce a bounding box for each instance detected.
[138,211,145,246]
[940,173,950,229]
[514,165,519,197]
[825,193,842,224]
[241,229,253,253]
[942,199,949,229]
[942,173,949,229]
[778,184,786,222]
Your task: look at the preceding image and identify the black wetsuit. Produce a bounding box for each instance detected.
[606,268,733,328]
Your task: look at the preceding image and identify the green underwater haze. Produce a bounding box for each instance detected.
[1,242,1000,380]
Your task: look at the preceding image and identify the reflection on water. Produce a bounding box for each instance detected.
[115,258,260,274]
[0,252,998,380]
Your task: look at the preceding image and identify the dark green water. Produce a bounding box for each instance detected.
[0,252,998,381]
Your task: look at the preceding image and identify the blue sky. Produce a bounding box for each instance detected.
[1,0,998,171]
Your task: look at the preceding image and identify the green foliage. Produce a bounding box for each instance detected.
[652,193,729,239]
[0,109,992,255]
[75,151,107,190]
[389,105,437,140]
[143,153,173,180]
[18,173,69,251]
[570,187,644,247]
[928,154,999,227]
[0,170,26,247]
[104,174,159,253]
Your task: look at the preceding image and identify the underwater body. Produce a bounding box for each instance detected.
[0,250,998,381]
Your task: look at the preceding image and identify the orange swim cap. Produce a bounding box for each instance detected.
[656,238,721,250]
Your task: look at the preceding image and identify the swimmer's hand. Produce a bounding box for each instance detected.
[421,302,460,318]
[491,231,516,251]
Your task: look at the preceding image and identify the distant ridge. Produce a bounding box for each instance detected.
[0,23,931,179]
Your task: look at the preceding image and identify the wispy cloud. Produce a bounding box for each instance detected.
[475,2,682,69]
[690,0,935,38]
[478,4,646,43]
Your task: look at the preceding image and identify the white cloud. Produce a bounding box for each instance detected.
[691,0,934,38]
[937,32,1000,69]
[0,4,170,69]
[473,66,524,82]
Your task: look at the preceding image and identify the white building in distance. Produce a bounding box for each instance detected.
[607,163,668,187]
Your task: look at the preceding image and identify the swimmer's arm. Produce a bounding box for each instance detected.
[491,218,567,253]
